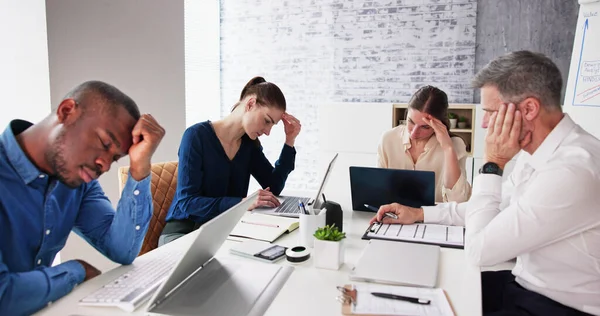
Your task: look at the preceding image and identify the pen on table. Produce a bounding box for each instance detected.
[370,292,431,305]
[241,220,279,228]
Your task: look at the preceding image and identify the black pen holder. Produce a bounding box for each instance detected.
[324,200,343,232]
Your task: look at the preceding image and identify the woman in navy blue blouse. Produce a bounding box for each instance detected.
[159,77,302,245]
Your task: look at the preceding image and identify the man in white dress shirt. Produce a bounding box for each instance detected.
[371,51,600,316]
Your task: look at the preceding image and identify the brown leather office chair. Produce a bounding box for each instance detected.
[118,161,178,256]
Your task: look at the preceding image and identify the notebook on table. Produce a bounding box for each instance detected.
[363,222,465,249]
[229,212,299,242]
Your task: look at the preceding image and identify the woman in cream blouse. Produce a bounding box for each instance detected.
[377,86,471,203]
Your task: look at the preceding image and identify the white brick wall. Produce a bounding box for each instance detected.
[220,0,477,191]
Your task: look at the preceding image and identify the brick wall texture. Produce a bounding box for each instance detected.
[220,0,477,191]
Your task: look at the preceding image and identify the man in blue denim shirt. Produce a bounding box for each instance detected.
[0,81,165,315]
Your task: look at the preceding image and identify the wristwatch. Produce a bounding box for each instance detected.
[479,162,503,176]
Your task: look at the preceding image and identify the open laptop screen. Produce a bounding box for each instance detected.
[311,153,338,209]
[349,166,435,211]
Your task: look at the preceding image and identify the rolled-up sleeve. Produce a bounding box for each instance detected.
[441,138,472,202]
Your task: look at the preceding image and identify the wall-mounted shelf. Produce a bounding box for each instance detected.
[392,103,476,155]
[450,128,472,133]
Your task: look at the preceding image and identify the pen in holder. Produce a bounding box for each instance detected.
[299,208,326,248]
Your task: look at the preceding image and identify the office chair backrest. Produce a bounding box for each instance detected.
[118,161,178,256]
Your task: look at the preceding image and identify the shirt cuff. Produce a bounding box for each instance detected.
[277,144,297,171]
[121,172,152,226]
[472,174,503,196]
[423,205,444,224]
[122,172,152,206]
[123,172,152,194]
[282,143,297,154]
[60,260,86,285]
[46,260,85,288]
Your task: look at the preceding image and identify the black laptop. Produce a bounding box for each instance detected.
[349,166,436,211]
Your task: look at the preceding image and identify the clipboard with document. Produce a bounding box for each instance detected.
[337,284,455,315]
[362,222,465,249]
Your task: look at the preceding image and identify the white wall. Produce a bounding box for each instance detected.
[219,0,478,193]
[316,102,392,211]
[46,0,185,271]
[184,0,221,126]
[0,0,51,128]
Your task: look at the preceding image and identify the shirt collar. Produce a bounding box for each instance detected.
[0,120,46,184]
[401,126,411,149]
[529,113,576,168]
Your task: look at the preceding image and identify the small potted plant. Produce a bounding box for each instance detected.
[457,116,468,129]
[448,113,458,129]
[313,224,346,270]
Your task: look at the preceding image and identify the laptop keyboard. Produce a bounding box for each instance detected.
[275,197,311,214]
[79,249,183,312]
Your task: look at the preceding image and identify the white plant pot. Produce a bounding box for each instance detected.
[314,239,344,270]
[457,122,467,129]
[449,118,458,129]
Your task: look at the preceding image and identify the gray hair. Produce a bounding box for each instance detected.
[64,80,141,120]
[472,51,563,110]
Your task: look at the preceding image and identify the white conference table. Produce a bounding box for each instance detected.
[38,210,482,316]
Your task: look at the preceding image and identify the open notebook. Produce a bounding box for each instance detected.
[230,213,299,242]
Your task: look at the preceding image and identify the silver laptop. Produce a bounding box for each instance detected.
[255,153,338,217]
[350,240,440,288]
[80,192,293,314]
